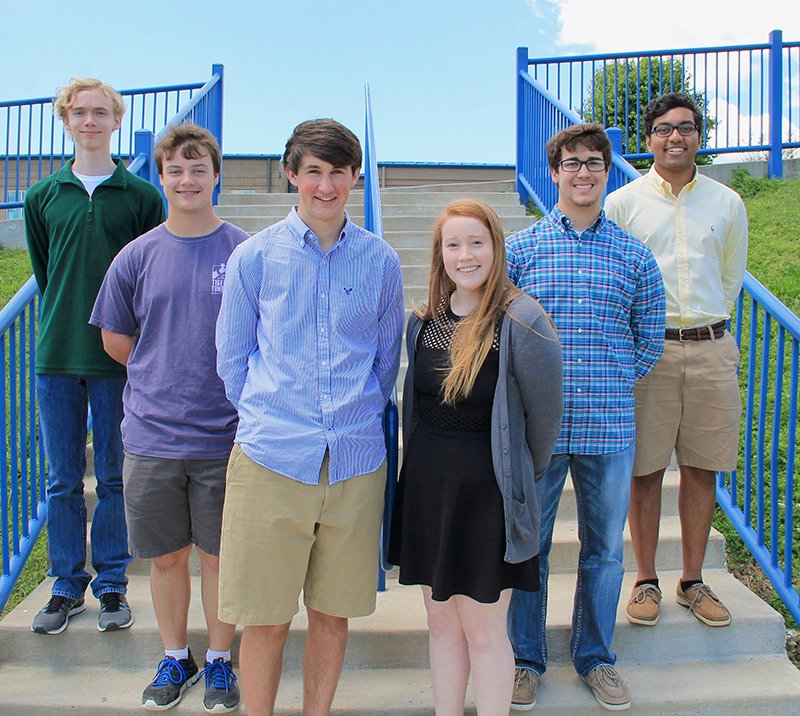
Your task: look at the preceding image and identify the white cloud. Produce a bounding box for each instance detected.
[710,98,800,156]
[549,0,798,53]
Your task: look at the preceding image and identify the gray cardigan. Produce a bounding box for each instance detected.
[402,294,563,564]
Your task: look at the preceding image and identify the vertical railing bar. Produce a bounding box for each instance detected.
[19,311,29,539]
[1,335,9,575]
[10,324,20,556]
[783,339,797,587]
[744,298,758,522]
[769,327,784,566]
[27,301,39,518]
[756,314,771,545]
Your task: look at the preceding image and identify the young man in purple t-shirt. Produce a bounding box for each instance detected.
[90,125,247,713]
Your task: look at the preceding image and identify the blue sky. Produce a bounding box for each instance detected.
[2,1,795,163]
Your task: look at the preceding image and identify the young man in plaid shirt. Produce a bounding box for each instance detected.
[506,124,665,712]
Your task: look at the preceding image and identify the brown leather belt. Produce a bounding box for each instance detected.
[665,321,726,342]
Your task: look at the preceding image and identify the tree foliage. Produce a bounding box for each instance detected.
[582,58,714,167]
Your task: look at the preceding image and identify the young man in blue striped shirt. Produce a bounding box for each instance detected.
[215,119,404,716]
[506,124,665,712]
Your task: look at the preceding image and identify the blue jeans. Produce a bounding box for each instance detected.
[508,444,635,677]
[37,374,131,600]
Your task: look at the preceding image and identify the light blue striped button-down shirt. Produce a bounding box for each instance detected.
[216,209,404,484]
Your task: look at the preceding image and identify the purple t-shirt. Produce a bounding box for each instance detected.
[90,221,249,459]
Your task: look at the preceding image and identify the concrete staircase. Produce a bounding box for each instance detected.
[2,181,799,714]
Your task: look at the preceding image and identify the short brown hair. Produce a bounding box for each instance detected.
[53,78,126,121]
[154,124,221,175]
[282,119,362,174]
[546,124,611,171]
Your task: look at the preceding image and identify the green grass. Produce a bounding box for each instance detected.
[0,249,33,307]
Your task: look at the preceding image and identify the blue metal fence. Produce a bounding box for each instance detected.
[0,67,224,613]
[521,30,798,179]
[720,277,800,624]
[516,49,800,624]
[0,278,43,614]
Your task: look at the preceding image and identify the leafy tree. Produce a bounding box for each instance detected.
[582,57,714,167]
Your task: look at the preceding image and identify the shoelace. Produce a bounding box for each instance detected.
[514,669,534,690]
[632,585,660,604]
[687,583,720,612]
[201,659,237,692]
[151,658,191,687]
[592,665,622,688]
[45,596,70,613]
[100,593,122,612]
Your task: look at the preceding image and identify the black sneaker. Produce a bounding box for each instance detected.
[98,592,133,631]
[31,595,86,635]
[142,652,200,711]
[200,658,240,713]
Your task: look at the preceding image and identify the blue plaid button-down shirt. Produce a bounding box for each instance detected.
[506,207,665,455]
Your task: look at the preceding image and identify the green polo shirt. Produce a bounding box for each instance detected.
[25,158,165,376]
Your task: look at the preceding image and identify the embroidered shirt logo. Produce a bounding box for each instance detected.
[212,263,227,294]
[343,287,353,295]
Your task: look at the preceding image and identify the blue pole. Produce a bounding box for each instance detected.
[767,30,783,179]
[605,127,624,195]
[211,64,225,205]
[133,129,157,186]
[516,47,529,203]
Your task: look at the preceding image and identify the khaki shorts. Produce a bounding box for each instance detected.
[218,445,386,626]
[633,331,742,475]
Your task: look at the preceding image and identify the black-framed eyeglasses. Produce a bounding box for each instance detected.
[651,122,698,137]
[557,158,607,172]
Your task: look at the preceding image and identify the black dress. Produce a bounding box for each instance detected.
[388,308,539,602]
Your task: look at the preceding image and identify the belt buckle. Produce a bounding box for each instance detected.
[678,327,691,342]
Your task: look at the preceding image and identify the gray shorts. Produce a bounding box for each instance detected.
[122,452,229,559]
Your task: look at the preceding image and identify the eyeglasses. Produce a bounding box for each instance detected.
[557,158,607,172]
[651,122,698,137]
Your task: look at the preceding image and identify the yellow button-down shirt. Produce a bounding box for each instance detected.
[605,166,748,329]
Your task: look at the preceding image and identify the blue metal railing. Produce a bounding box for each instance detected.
[516,51,800,623]
[0,67,224,614]
[363,82,398,591]
[521,30,798,178]
[719,278,800,624]
[1,65,224,217]
[0,277,44,614]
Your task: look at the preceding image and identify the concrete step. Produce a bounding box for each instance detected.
[384,223,530,249]
[221,214,532,235]
[85,469,687,575]
[549,514,726,574]
[555,470,681,522]
[217,200,525,219]
[381,179,518,194]
[3,569,786,669]
[13,558,750,673]
[4,657,800,715]
[2,569,797,714]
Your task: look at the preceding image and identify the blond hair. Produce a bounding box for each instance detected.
[418,199,521,405]
[53,78,126,121]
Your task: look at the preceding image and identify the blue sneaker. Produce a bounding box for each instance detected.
[200,658,240,713]
[142,651,199,711]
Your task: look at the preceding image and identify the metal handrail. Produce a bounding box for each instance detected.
[521,30,798,178]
